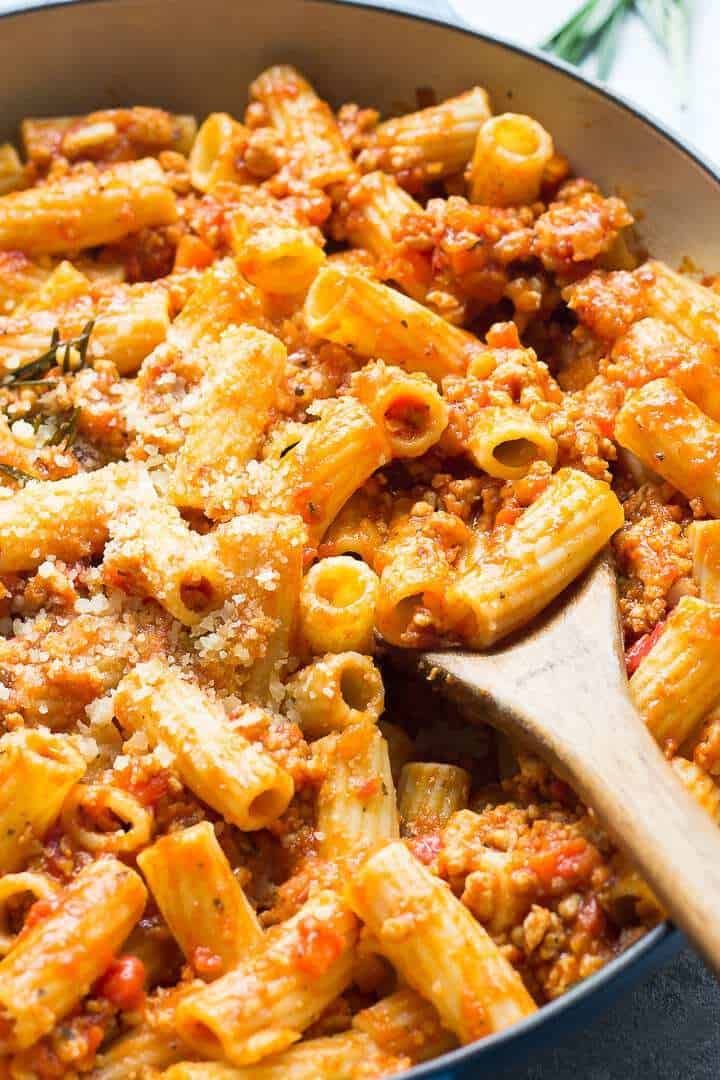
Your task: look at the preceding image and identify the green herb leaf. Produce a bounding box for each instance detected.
[544,0,631,69]
[543,0,692,89]
[0,462,35,485]
[2,319,95,387]
[47,406,82,449]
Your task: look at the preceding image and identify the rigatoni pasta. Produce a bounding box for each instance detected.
[304,266,486,384]
[357,87,491,181]
[615,378,720,515]
[348,842,537,1041]
[0,728,86,872]
[0,857,146,1052]
[174,890,358,1064]
[444,469,623,648]
[630,597,720,748]
[300,555,379,654]
[0,158,177,254]
[314,722,399,864]
[0,59,712,1080]
[250,65,356,189]
[138,822,263,975]
[468,113,553,206]
[285,651,384,738]
[114,658,294,830]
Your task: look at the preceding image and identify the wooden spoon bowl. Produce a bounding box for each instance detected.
[387,554,720,975]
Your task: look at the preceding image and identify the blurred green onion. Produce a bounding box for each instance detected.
[543,0,692,99]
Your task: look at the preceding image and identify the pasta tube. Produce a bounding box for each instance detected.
[630,597,720,747]
[61,782,153,854]
[189,112,249,192]
[351,361,449,458]
[398,762,471,834]
[285,652,385,739]
[379,720,416,781]
[446,468,624,647]
[0,282,169,379]
[0,251,52,311]
[670,757,720,826]
[136,260,266,459]
[467,405,557,480]
[609,317,720,424]
[305,267,486,384]
[22,108,196,165]
[91,1024,188,1080]
[358,87,491,181]
[689,520,720,603]
[263,396,390,543]
[103,484,225,626]
[0,857,146,1052]
[234,224,326,295]
[315,722,399,863]
[348,842,537,1041]
[343,172,426,299]
[209,513,305,702]
[468,114,553,206]
[174,890,358,1065]
[0,158,177,254]
[0,460,140,573]
[171,326,287,517]
[300,555,380,654]
[250,66,356,189]
[0,143,24,196]
[615,378,720,515]
[138,822,263,975]
[0,728,87,872]
[0,872,60,956]
[114,658,294,831]
[643,260,720,349]
[376,510,470,648]
[161,1031,406,1079]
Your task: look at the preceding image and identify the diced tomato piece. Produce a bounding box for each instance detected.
[173,233,216,271]
[625,620,665,675]
[191,946,224,978]
[294,916,345,977]
[486,322,521,349]
[95,955,146,1011]
[496,505,522,527]
[529,836,599,892]
[129,770,171,807]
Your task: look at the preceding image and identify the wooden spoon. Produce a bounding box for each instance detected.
[387,553,720,975]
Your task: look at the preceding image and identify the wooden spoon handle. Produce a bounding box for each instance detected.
[562,693,720,975]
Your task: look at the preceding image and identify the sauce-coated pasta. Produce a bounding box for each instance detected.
[0,65,712,1079]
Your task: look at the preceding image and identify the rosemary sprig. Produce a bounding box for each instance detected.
[1,320,95,387]
[544,0,632,71]
[544,0,692,90]
[47,406,82,449]
[0,462,35,485]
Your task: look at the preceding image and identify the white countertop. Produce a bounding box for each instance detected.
[449,0,720,169]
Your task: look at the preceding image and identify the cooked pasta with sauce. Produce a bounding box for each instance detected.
[0,67,714,1078]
